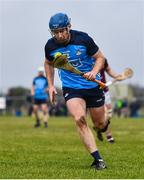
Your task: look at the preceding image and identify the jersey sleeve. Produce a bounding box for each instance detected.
[45,43,54,62]
[45,78,48,87]
[85,34,99,56]
[32,78,35,85]
[104,58,109,69]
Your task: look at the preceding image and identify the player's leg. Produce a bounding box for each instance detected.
[89,89,110,134]
[66,98,106,170]
[88,105,107,169]
[89,105,109,132]
[41,103,49,128]
[105,104,115,143]
[33,104,41,127]
[93,90,114,142]
[66,98,97,152]
[92,106,103,141]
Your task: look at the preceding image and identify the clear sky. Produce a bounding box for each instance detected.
[0,0,144,93]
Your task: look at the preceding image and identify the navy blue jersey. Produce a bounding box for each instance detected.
[45,30,101,89]
[33,76,48,100]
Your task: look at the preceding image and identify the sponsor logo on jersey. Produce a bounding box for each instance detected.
[64,93,69,98]
[96,98,103,102]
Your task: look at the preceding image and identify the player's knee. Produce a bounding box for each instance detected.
[43,110,48,115]
[33,108,38,113]
[42,106,48,112]
[105,108,113,121]
[98,120,110,133]
[75,115,87,128]
[43,111,45,115]
[97,121,106,129]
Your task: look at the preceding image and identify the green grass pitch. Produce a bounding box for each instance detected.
[0,116,144,179]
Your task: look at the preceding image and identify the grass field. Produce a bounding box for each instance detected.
[0,115,144,179]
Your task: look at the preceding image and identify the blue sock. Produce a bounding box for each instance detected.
[91,150,102,161]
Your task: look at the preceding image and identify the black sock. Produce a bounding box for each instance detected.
[44,122,48,127]
[36,118,40,124]
[107,135,112,139]
[98,120,110,133]
[91,150,102,161]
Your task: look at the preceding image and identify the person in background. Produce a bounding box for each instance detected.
[94,59,124,143]
[31,66,49,128]
[44,12,110,170]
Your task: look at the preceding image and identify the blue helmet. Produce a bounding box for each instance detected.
[49,13,70,30]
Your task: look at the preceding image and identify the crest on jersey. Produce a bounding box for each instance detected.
[76,50,82,56]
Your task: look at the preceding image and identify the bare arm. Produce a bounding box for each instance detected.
[106,65,120,79]
[44,59,55,87]
[31,85,35,96]
[92,50,105,74]
[106,65,124,81]
[44,59,57,105]
[83,50,105,80]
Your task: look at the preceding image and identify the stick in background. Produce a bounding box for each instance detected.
[121,68,133,79]
[52,53,106,89]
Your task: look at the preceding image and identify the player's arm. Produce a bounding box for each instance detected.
[44,58,57,105]
[31,85,35,96]
[106,65,123,80]
[92,50,105,75]
[82,33,105,81]
[30,85,35,103]
[44,59,54,87]
[83,50,105,81]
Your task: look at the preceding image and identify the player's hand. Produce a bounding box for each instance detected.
[48,86,57,105]
[83,71,96,81]
[30,94,34,103]
[115,74,125,81]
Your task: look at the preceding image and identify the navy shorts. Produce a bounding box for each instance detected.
[63,86,105,108]
[33,99,48,105]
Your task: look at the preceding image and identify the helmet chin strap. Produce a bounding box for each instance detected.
[63,27,71,44]
[54,34,71,45]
